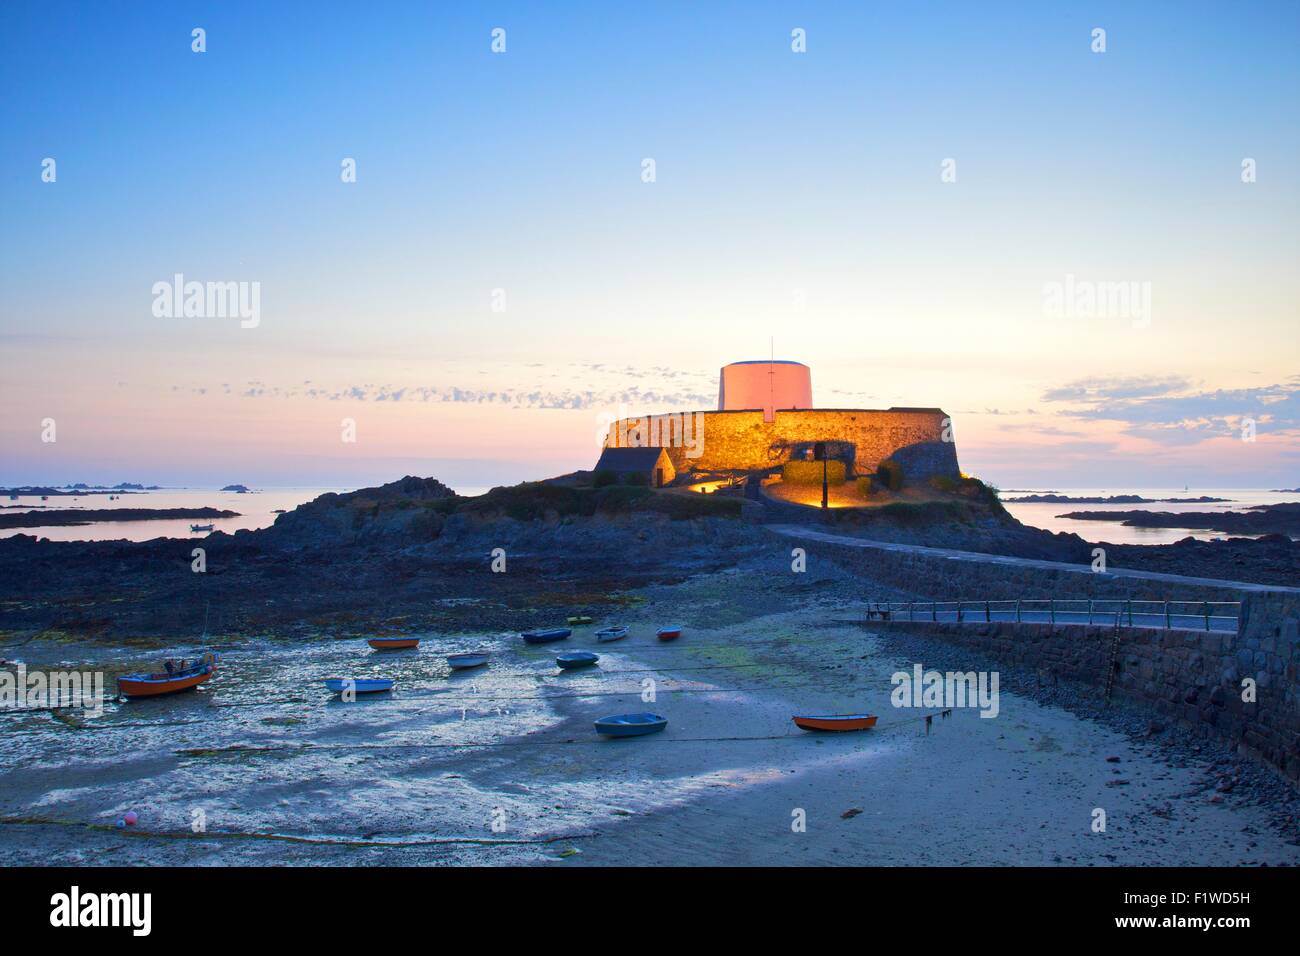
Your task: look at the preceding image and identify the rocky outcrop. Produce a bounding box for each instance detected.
[1061,503,1300,536]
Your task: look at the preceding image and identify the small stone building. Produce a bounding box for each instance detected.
[593,447,676,488]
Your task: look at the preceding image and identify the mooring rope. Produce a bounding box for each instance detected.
[0,814,599,849]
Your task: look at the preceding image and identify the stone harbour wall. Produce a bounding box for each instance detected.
[875,598,1300,781]
[803,533,1300,780]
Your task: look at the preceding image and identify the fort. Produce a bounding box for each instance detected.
[601,360,961,484]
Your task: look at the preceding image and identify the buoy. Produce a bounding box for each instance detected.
[124,811,138,826]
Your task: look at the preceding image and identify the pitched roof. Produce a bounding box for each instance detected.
[594,447,668,472]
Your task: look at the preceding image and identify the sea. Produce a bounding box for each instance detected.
[0,486,492,543]
[1,485,1294,547]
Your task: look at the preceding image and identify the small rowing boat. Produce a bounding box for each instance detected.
[367,637,420,650]
[656,626,682,641]
[566,615,594,625]
[595,625,628,642]
[447,652,489,670]
[792,714,878,732]
[190,523,214,533]
[522,627,571,644]
[595,713,668,737]
[323,678,394,695]
[556,651,599,669]
[118,654,217,699]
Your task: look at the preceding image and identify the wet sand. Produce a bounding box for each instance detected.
[1,571,1296,866]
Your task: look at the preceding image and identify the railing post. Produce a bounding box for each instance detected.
[985,601,990,623]
[1127,600,1132,627]
[1088,600,1093,626]
[1015,599,1021,623]
[1164,601,1171,629]
[1203,601,1210,632]
[931,602,937,623]
[1050,600,1055,625]
[909,601,914,622]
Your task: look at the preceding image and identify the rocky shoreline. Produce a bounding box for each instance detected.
[1,476,1296,644]
[1060,503,1300,537]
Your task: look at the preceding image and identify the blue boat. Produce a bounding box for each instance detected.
[594,713,668,737]
[447,652,489,670]
[522,627,571,644]
[595,625,628,642]
[556,651,599,669]
[324,678,394,695]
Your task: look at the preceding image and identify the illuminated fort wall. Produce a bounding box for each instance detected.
[605,407,959,481]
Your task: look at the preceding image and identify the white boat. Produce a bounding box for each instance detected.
[595,625,629,642]
[447,652,490,670]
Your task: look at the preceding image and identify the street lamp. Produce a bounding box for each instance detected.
[815,441,828,509]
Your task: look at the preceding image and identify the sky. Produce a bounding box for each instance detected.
[2,1,1298,491]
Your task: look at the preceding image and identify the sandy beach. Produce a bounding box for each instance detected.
[1,565,1296,867]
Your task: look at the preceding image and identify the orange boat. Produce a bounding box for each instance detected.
[367,638,420,650]
[656,627,682,641]
[792,714,878,732]
[118,655,217,699]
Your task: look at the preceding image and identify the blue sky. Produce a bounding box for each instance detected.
[2,1,1298,488]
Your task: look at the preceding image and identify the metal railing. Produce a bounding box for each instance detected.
[865,598,1242,634]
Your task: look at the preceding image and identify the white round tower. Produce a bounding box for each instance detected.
[717,361,812,422]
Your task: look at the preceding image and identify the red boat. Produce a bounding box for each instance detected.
[117,655,217,699]
[367,638,420,650]
[792,714,878,732]
[657,627,682,641]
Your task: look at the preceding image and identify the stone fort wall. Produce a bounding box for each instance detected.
[605,407,960,480]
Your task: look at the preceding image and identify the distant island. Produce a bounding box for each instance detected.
[1058,503,1300,536]
[0,507,239,529]
[66,482,162,491]
[1005,494,1231,504]
[1,482,162,496]
[221,484,252,493]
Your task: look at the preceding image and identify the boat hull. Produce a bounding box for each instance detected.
[522,628,571,644]
[118,666,215,699]
[595,627,628,642]
[557,652,599,669]
[324,678,395,694]
[656,628,682,641]
[595,713,668,737]
[567,616,593,625]
[368,638,420,650]
[447,653,489,670]
[792,714,878,732]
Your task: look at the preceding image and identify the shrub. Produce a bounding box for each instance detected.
[646,493,742,520]
[855,475,875,497]
[929,475,959,494]
[782,459,846,485]
[877,458,904,491]
[592,469,618,488]
[624,471,649,486]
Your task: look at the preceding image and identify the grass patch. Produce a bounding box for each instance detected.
[456,483,741,521]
